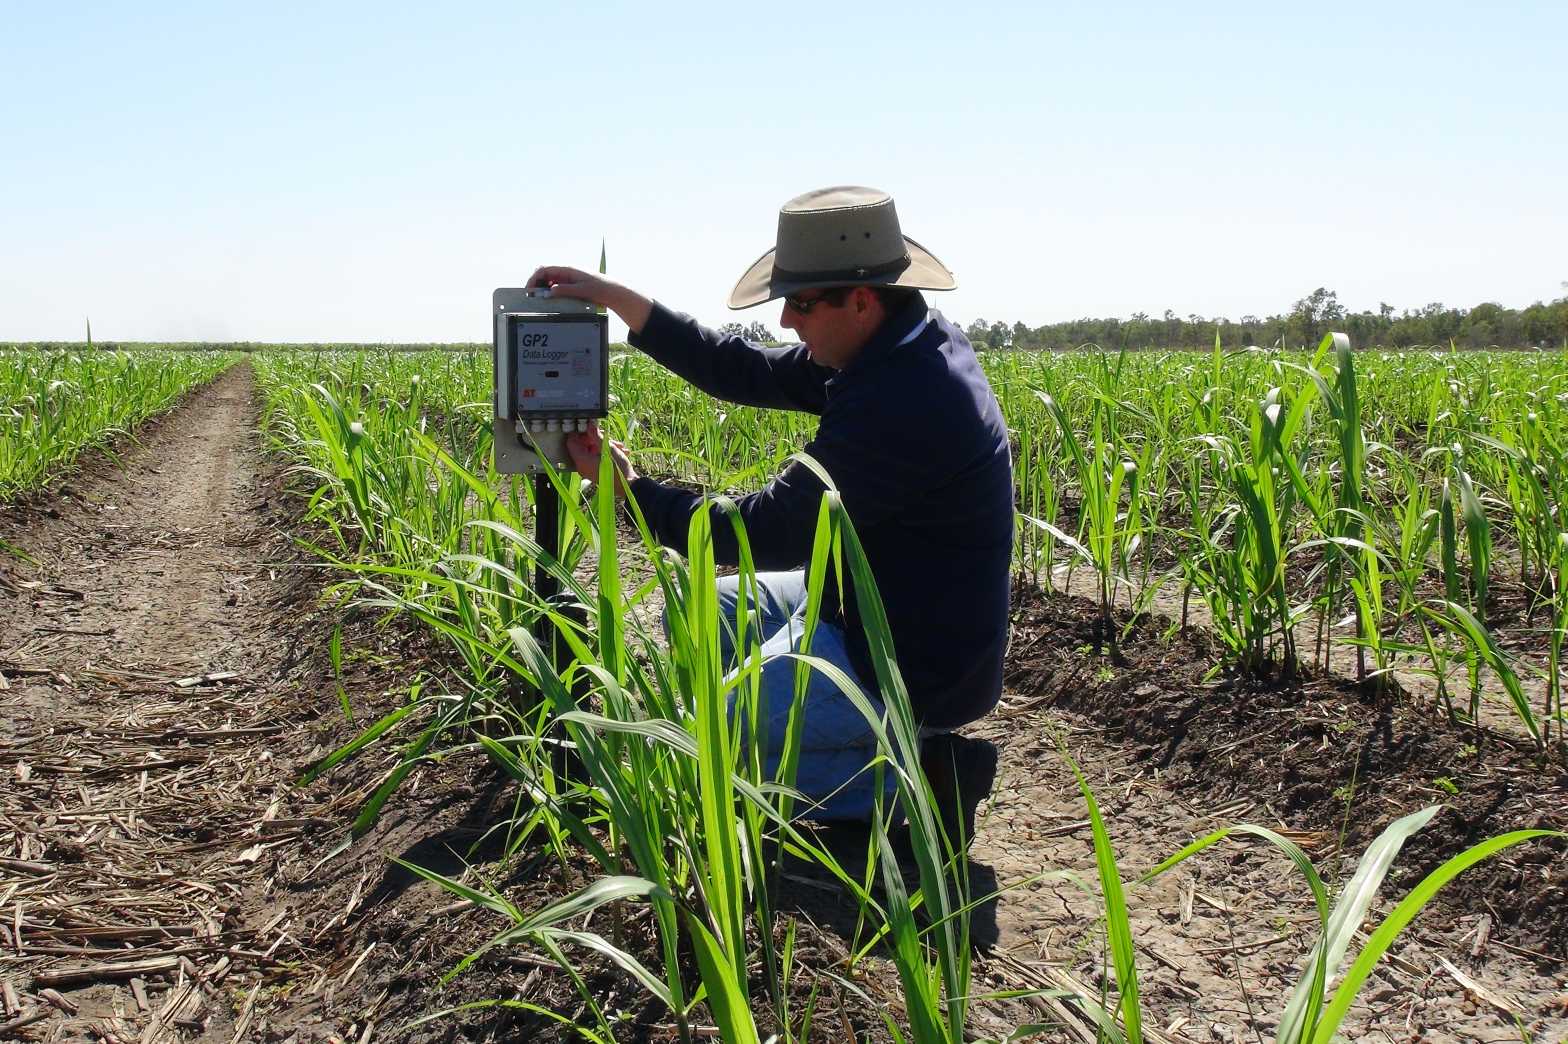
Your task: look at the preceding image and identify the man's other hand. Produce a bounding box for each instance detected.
[527,266,653,335]
[565,423,637,497]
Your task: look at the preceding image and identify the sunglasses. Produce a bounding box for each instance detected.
[783,288,850,315]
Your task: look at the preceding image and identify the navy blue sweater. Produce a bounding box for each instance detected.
[627,294,1013,730]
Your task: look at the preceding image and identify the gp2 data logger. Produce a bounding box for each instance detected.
[490,286,604,787]
[492,287,610,474]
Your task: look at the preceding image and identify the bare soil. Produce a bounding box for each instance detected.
[964,582,1568,1042]
[0,365,430,1042]
[1,370,1564,1043]
[0,366,351,1041]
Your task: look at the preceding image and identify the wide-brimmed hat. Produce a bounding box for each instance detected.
[728,186,957,309]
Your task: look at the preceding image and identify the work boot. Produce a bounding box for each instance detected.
[904,734,998,858]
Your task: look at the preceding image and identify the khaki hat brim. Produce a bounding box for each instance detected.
[727,235,957,310]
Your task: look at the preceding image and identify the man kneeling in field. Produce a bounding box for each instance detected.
[530,186,1011,850]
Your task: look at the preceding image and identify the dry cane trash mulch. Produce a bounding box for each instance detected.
[0,665,362,1042]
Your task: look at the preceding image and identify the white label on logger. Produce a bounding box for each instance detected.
[514,321,602,411]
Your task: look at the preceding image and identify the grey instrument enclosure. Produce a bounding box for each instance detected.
[492,288,609,474]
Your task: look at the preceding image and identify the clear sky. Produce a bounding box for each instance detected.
[3,1,1564,343]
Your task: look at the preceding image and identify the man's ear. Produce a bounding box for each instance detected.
[852,286,881,320]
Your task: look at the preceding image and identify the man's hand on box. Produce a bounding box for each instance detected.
[566,423,637,498]
[527,266,653,335]
[527,265,613,303]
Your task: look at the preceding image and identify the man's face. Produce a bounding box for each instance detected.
[779,287,882,370]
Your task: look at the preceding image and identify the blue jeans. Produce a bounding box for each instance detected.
[707,571,895,822]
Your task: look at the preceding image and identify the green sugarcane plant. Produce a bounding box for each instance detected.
[1422,599,1541,748]
[1027,357,1150,660]
[1184,381,1313,674]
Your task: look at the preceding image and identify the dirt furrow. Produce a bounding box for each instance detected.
[0,365,327,1042]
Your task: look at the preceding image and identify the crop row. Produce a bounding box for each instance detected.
[255,341,1568,744]
[0,348,236,501]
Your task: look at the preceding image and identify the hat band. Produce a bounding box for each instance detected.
[772,252,911,284]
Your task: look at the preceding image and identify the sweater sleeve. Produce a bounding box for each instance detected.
[625,389,943,569]
[627,458,826,570]
[629,303,830,413]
